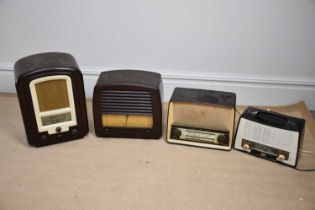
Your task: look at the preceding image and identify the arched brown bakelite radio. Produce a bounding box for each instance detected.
[14,52,89,147]
[93,70,163,139]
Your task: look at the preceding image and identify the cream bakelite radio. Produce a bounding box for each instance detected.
[234,107,305,167]
[166,88,236,150]
[14,52,89,147]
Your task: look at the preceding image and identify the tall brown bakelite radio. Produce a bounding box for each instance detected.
[14,52,89,147]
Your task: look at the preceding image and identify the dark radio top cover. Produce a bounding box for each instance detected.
[14,52,81,82]
[240,107,305,132]
[170,87,236,108]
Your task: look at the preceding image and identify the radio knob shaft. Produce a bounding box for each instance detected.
[277,154,285,161]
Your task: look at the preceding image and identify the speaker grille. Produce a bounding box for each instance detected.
[101,90,153,128]
[100,90,153,115]
[35,79,70,112]
[173,102,234,131]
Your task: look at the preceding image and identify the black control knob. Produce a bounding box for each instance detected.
[55,127,62,133]
[172,128,182,139]
[71,129,78,135]
[40,135,47,141]
[217,135,228,145]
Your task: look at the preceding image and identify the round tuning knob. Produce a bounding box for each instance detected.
[40,135,47,141]
[172,128,182,139]
[72,129,78,135]
[55,127,62,133]
[243,144,250,151]
[217,135,228,145]
[277,154,285,161]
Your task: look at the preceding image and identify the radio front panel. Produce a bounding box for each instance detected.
[167,101,234,150]
[234,117,300,166]
[29,75,77,135]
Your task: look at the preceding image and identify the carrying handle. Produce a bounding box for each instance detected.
[255,111,287,126]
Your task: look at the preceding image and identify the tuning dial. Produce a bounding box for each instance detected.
[243,144,250,151]
[277,154,285,161]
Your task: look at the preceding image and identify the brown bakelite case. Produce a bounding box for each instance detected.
[14,52,89,147]
[93,70,163,139]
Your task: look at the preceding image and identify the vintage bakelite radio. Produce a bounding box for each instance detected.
[166,88,236,150]
[93,70,163,139]
[234,107,305,167]
[14,52,89,147]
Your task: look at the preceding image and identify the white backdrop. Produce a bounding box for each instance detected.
[0,0,315,108]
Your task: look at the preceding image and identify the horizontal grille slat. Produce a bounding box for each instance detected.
[102,90,151,95]
[101,93,151,97]
[101,110,153,115]
[102,96,151,101]
[101,101,152,105]
[101,90,153,115]
[102,106,152,111]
